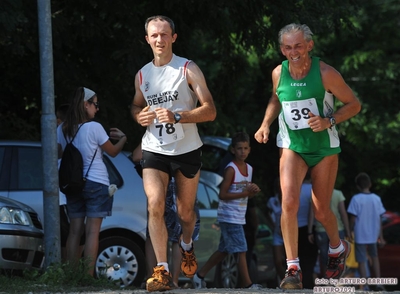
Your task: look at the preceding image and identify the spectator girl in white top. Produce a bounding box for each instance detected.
[57,87,127,276]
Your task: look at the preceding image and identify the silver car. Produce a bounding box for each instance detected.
[0,140,227,287]
[0,140,147,285]
[0,195,44,271]
[0,139,276,288]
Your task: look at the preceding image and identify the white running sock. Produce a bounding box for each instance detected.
[180,239,193,251]
[287,257,300,269]
[157,262,169,272]
[329,240,344,255]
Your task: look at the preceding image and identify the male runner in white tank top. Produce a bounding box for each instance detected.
[130,15,216,292]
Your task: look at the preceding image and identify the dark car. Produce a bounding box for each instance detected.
[378,211,400,290]
[0,195,44,272]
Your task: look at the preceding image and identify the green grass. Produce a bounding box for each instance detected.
[0,261,132,294]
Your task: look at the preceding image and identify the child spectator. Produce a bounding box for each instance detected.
[57,87,127,276]
[192,132,262,289]
[347,172,386,291]
[56,103,85,261]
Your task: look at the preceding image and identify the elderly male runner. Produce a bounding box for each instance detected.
[255,23,361,289]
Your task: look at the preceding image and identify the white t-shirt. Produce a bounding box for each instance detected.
[57,121,110,186]
[347,192,386,244]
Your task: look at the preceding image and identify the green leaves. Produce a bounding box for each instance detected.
[1,0,399,209]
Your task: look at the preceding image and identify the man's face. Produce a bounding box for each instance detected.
[280,31,313,64]
[145,19,177,56]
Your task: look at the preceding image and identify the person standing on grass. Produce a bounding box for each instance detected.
[57,87,127,276]
[56,104,86,262]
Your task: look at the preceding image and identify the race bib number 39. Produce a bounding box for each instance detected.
[282,98,319,130]
[149,122,184,146]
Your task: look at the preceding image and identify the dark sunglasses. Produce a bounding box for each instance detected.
[88,100,99,109]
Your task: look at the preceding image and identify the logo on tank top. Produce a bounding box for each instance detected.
[296,90,302,98]
[145,81,150,92]
[146,90,179,106]
[291,82,307,87]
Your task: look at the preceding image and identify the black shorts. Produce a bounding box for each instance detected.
[142,148,202,179]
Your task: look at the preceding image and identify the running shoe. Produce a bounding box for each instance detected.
[325,239,350,279]
[192,272,206,289]
[374,285,385,291]
[247,283,263,289]
[146,265,175,292]
[280,265,303,289]
[179,242,198,278]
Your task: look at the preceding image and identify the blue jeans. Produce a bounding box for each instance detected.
[67,179,113,218]
[218,222,247,253]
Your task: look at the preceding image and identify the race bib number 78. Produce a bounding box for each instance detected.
[282,98,319,130]
[149,122,184,146]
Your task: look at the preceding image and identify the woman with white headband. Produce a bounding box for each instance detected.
[57,86,127,276]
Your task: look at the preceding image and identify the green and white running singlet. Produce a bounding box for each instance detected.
[276,56,341,157]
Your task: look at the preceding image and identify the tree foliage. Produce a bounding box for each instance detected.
[1,0,399,209]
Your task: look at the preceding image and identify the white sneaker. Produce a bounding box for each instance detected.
[192,273,206,289]
[247,283,263,289]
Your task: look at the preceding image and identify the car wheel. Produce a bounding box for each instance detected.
[95,236,145,288]
[215,253,239,288]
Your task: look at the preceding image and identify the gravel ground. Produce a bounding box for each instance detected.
[47,287,400,294]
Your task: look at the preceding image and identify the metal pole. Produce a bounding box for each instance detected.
[37,0,61,266]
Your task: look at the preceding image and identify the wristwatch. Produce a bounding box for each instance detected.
[328,116,336,128]
[174,112,182,123]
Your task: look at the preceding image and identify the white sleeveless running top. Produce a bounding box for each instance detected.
[139,54,203,155]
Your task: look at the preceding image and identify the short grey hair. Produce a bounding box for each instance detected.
[278,23,313,45]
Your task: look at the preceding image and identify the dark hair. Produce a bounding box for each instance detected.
[62,87,91,138]
[56,104,70,122]
[145,15,175,35]
[355,172,371,190]
[231,132,250,147]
